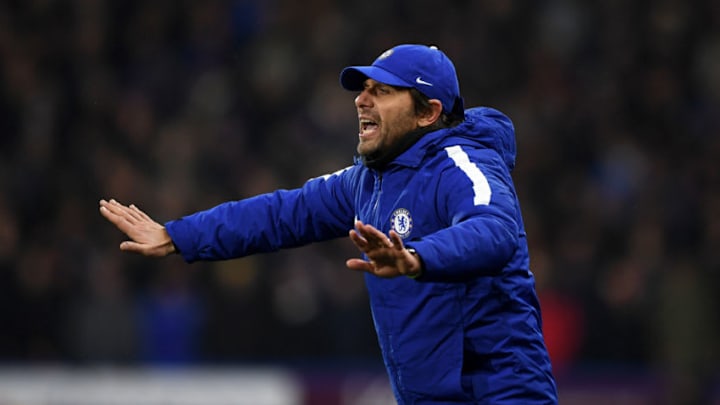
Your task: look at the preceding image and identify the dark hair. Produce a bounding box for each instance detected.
[408,88,464,128]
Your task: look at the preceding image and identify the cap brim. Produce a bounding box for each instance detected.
[340,66,413,91]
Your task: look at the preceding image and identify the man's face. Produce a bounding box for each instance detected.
[354,79,420,158]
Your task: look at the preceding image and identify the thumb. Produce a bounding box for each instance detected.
[346,258,373,272]
[119,240,144,254]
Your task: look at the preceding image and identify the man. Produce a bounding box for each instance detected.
[100,44,558,404]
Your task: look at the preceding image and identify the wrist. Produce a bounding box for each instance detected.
[161,228,179,255]
[405,247,424,279]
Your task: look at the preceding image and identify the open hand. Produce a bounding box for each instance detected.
[346,220,422,278]
[99,199,176,257]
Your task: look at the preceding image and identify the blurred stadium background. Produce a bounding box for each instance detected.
[0,0,719,404]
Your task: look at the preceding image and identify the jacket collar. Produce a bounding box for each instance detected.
[386,126,449,169]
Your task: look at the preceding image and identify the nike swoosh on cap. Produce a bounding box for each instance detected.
[415,77,433,86]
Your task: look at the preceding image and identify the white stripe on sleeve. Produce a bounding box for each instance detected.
[445,145,492,206]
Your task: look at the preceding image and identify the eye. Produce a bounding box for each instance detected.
[376,85,392,95]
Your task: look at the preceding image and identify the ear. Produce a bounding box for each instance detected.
[417,99,443,127]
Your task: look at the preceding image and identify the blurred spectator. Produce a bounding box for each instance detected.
[135,260,205,365]
[64,251,138,364]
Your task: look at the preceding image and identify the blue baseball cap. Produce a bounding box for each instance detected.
[340,44,464,118]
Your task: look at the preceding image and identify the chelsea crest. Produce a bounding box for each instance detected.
[390,208,413,239]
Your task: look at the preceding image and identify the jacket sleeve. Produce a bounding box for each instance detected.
[409,149,521,281]
[165,166,357,263]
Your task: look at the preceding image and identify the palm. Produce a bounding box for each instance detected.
[346,220,417,278]
[99,199,175,257]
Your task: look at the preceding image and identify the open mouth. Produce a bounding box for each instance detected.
[359,119,378,136]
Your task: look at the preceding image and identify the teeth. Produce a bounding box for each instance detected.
[360,119,377,132]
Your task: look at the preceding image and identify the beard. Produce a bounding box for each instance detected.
[358,125,436,170]
[357,110,418,159]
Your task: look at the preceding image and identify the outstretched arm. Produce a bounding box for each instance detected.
[99,199,176,257]
[346,220,423,278]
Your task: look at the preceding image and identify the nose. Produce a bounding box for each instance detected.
[355,89,372,109]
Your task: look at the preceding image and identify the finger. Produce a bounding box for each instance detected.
[129,204,153,222]
[388,231,405,251]
[123,204,146,223]
[119,240,147,255]
[101,199,133,220]
[348,229,369,250]
[345,258,374,273]
[357,224,392,248]
[99,204,126,225]
[100,205,137,236]
[355,221,377,237]
[107,200,143,223]
[355,221,380,239]
[347,259,396,278]
[100,199,122,217]
[100,199,120,213]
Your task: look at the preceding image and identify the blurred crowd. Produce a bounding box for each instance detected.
[0,0,719,402]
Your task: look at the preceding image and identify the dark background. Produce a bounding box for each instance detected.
[0,0,718,402]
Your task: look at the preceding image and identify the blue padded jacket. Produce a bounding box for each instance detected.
[166,107,558,404]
